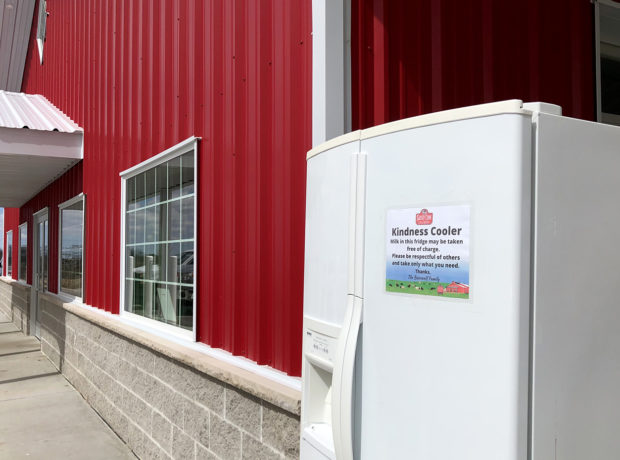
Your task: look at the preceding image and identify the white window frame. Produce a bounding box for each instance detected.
[119,136,199,342]
[18,223,28,284]
[58,193,86,303]
[5,230,12,277]
[595,0,620,126]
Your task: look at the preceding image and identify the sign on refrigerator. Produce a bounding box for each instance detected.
[386,205,470,299]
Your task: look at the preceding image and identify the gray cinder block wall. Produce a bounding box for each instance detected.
[0,279,30,333]
[0,278,301,460]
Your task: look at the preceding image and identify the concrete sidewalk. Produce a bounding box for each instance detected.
[0,314,135,459]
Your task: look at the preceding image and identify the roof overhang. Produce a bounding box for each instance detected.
[0,92,83,207]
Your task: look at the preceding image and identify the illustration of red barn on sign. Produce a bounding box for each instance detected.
[446,282,469,294]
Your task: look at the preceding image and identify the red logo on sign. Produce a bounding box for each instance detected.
[416,209,433,225]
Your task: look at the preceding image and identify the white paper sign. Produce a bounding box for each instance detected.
[386,205,470,299]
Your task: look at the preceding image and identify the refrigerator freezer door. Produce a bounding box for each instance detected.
[360,114,532,459]
[302,135,362,459]
[304,138,360,325]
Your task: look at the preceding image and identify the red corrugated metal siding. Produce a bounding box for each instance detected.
[352,0,595,129]
[3,208,19,279]
[20,0,311,375]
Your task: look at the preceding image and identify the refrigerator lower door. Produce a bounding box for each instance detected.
[360,113,532,459]
[302,135,362,460]
[301,425,336,460]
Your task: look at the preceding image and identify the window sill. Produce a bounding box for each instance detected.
[56,292,83,305]
[1,277,30,289]
[39,291,301,415]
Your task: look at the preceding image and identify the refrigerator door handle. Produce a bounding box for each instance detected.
[332,294,362,460]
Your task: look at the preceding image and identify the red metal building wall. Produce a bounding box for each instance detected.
[352,0,595,129]
[20,0,311,376]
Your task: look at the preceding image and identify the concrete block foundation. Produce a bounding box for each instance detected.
[0,278,300,460]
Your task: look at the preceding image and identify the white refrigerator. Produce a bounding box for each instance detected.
[300,100,620,460]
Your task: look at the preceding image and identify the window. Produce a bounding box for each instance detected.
[36,0,47,65]
[120,137,197,338]
[596,0,620,126]
[59,194,85,299]
[18,224,27,282]
[6,231,12,277]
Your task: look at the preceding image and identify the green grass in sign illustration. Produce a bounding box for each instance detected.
[385,279,469,299]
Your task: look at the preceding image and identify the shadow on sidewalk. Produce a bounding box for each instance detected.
[0,371,60,385]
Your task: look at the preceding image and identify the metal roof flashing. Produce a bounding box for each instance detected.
[0,91,82,133]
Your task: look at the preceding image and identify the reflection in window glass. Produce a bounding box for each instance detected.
[19,224,27,282]
[124,148,195,331]
[6,231,12,277]
[60,198,84,298]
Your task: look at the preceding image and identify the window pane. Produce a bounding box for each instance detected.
[181,152,194,195]
[180,242,193,285]
[60,200,83,298]
[126,211,136,245]
[133,245,145,279]
[135,209,146,244]
[156,164,167,203]
[181,197,194,240]
[602,57,620,116]
[155,282,177,325]
[43,220,48,291]
[143,244,156,280]
[599,4,620,120]
[156,243,167,282]
[168,157,181,199]
[145,168,157,206]
[127,176,136,211]
[19,225,27,282]
[135,173,146,209]
[132,280,144,315]
[6,232,12,277]
[166,242,180,283]
[125,246,136,284]
[144,281,155,318]
[145,206,157,242]
[168,200,181,241]
[158,203,168,242]
[125,277,133,311]
[179,286,193,330]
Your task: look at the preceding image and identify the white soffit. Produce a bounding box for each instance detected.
[0,91,83,207]
[0,0,36,92]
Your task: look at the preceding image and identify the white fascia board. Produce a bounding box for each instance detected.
[0,127,83,159]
